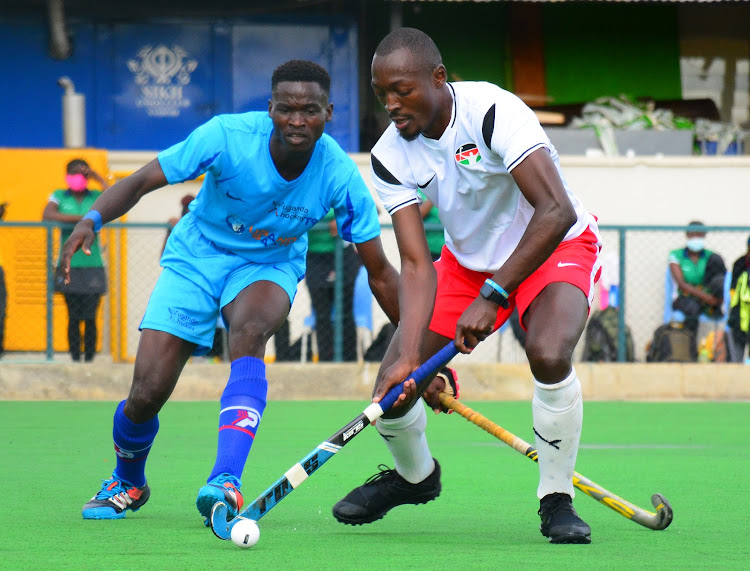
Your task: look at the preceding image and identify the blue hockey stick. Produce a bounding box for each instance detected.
[210,341,459,540]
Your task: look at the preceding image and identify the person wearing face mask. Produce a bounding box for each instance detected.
[43,158,111,362]
[668,220,727,334]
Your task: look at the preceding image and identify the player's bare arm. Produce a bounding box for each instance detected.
[493,148,576,290]
[455,148,577,353]
[59,159,168,283]
[372,203,436,407]
[355,237,401,326]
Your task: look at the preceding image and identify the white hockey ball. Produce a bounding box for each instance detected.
[231,518,260,548]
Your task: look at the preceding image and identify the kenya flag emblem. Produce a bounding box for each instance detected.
[455,143,481,165]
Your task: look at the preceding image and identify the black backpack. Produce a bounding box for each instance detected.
[646,323,697,363]
[582,306,635,362]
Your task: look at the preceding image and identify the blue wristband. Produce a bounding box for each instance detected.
[82,210,103,232]
[484,279,509,300]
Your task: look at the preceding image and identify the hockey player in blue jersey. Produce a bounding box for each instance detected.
[60,60,404,524]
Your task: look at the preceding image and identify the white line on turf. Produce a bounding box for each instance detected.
[461,442,710,450]
[580,444,710,450]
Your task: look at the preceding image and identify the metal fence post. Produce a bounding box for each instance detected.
[45,224,54,361]
[333,237,343,362]
[617,227,627,362]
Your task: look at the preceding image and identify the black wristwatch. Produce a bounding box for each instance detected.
[480,281,510,309]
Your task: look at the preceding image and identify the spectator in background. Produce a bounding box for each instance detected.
[668,221,726,333]
[0,201,7,358]
[43,159,110,362]
[305,209,361,361]
[727,234,750,362]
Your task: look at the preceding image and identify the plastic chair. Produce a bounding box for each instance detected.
[300,312,318,363]
[353,266,374,362]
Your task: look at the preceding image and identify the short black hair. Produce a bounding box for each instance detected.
[66,158,88,174]
[374,27,442,70]
[687,220,706,233]
[272,60,330,96]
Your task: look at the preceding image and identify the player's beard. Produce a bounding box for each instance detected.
[399,130,420,142]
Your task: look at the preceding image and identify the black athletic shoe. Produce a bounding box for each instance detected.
[538,492,592,544]
[332,460,442,525]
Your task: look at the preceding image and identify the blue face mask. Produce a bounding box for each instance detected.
[686,237,705,252]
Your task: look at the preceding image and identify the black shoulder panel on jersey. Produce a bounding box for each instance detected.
[371,154,402,186]
[482,104,496,149]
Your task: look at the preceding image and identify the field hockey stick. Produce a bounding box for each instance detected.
[438,392,673,531]
[210,341,460,540]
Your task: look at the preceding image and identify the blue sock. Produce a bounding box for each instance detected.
[208,356,268,483]
[112,400,159,488]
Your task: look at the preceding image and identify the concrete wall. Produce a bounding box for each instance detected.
[118,152,750,226]
[1,361,748,402]
[558,155,750,227]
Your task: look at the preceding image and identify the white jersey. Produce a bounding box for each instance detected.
[371,81,595,273]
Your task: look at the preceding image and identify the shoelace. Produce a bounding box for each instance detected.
[363,464,397,486]
[211,473,241,488]
[95,477,129,500]
[538,493,575,518]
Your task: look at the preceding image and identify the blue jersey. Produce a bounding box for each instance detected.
[157,112,380,277]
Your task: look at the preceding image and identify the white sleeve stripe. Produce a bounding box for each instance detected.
[506,142,548,171]
[387,197,419,215]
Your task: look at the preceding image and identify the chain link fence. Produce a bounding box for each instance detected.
[596,225,750,363]
[0,222,747,364]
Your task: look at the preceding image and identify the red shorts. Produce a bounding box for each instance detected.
[429,226,602,339]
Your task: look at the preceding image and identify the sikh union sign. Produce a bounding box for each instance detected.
[127,44,198,117]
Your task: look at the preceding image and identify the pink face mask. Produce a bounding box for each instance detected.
[66,174,88,192]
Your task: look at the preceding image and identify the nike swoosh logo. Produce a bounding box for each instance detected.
[417,174,435,189]
[557,262,581,268]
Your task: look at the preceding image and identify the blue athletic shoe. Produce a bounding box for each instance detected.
[196,473,244,525]
[82,474,150,520]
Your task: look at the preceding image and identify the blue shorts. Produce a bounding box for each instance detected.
[140,217,303,355]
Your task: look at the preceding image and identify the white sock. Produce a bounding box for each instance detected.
[376,403,434,484]
[532,368,583,499]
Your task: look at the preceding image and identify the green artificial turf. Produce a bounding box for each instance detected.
[1,401,747,570]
